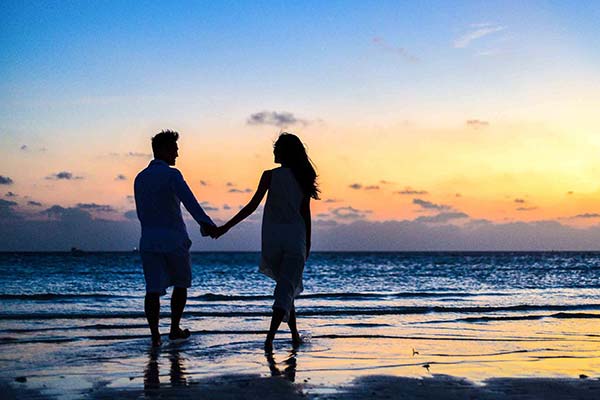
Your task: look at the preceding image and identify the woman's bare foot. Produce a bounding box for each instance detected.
[264,332,275,352]
[292,333,302,348]
[264,339,274,352]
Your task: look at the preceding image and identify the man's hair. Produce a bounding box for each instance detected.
[151,130,179,155]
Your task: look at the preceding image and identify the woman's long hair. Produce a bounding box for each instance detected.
[274,133,320,200]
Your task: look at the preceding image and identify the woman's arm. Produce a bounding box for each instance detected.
[217,170,271,236]
[300,196,311,259]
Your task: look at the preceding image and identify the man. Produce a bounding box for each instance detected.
[134,129,216,347]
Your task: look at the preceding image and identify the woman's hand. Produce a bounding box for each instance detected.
[214,225,230,239]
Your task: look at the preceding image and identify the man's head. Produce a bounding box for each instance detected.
[151,130,179,165]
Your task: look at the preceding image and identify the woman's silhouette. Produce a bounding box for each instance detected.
[216,133,319,350]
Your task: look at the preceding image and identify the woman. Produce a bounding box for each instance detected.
[215,133,319,350]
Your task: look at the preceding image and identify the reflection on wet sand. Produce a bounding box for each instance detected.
[265,348,298,382]
[144,347,188,392]
[144,349,159,390]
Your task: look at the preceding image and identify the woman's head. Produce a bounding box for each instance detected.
[273,133,320,199]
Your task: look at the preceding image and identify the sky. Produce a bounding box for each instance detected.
[2,1,600,250]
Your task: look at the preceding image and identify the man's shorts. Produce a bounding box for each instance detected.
[141,250,192,296]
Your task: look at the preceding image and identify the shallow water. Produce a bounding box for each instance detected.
[1,252,599,398]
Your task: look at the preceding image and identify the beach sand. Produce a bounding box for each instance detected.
[3,316,600,400]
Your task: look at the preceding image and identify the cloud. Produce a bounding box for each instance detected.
[330,206,372,220]
[454,24,505,48]
[247,111,307,127]
[226,182,235,187]
[416,212,469,224]
[27,201,42,207]
[5,191,17,197]
[126,195,134,203]
[372,37,419,63]
[317,212,331,218]
[0,199,17,207]
[200,201,219,211]
[43,205,92,222]
[466,119,490,129]
[324,198,341,203]
[200,180,208,186]
[413,198,451,211]
[76,203,115,212]
[115,174,127,181]
[349,183,380,191]
[222,204,231,210]
[396,187,428,195]
[46,171,83,180]
[229,188,252,193]
[20,145,28,151]
[567,191,574,195]
[514,198,526,203]
[109,152,152,159]
[126,152,152,158]
[0,199,20,220]
[516,206,538,211]
[0,176,14,185]
[571,213,600,219]
[9,209,600,251]
[124,210,137,220]
[379,180,394,185]
[455,193,462,197]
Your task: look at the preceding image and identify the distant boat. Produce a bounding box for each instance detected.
[70,247,86,256]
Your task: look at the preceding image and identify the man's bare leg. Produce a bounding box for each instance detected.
[145,293,161,346]
[169,287,189,339]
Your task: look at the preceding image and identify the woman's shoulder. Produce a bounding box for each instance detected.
[265,167,286,177]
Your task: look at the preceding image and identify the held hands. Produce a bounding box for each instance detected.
[212,225,229,239]
[199,223,229,239]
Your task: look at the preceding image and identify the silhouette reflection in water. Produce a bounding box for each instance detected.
[265,348,297,382]
[144,347,188,392]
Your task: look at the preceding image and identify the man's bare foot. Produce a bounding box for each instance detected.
[169,328,191,341]
[151,334,162,347]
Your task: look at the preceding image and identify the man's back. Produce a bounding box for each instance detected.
[135,159,213,252]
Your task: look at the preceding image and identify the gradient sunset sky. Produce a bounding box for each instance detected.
[2,1,600,250]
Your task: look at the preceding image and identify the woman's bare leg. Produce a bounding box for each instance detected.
[287,305,301,346]
[265,307,286,351]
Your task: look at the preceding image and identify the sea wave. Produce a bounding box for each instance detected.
[1,305,600,320]
[0,291,505,302]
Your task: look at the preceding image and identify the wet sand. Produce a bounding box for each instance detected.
[3,319,600,400]
[5,374,600,400]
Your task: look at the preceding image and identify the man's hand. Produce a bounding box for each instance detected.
[200,223,218,238]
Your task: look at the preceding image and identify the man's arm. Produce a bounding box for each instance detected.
[171,170,215,232]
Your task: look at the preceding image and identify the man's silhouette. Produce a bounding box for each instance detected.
[134,129,215,346]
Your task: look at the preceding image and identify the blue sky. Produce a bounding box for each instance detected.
[2,1,600,250]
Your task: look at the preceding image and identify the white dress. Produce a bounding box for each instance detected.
[260,167,306,320]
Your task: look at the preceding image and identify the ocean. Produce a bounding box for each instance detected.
[1,252,599,398]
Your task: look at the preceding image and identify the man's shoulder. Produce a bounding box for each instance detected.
[137,163,182,178]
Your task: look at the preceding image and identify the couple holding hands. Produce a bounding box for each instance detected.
[134,130,318,350]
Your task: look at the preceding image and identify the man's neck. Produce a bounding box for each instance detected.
[154,158,171,165]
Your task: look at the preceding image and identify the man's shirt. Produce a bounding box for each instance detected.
[134,159,214,252]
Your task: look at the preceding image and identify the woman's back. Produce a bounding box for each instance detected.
[262,167,304,227]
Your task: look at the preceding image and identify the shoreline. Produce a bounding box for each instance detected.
[4,373,600,400]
